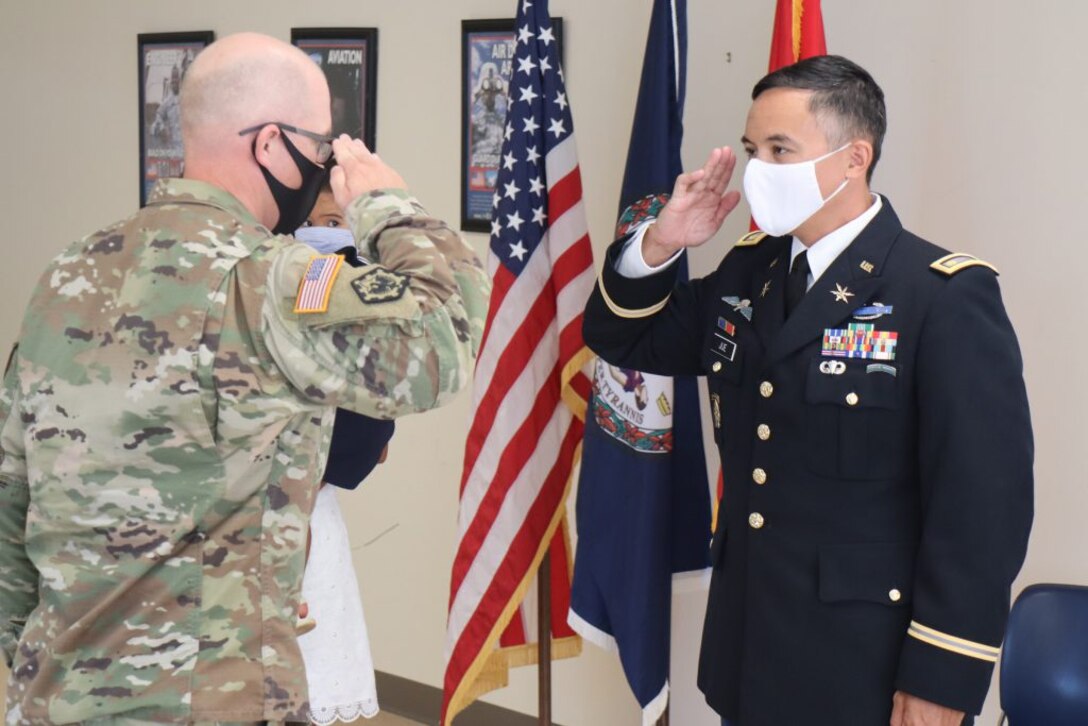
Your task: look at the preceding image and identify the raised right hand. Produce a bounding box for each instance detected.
[641,146,742,266]
[330,135,407,212]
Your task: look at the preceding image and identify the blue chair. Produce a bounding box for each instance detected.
[1000,583,1088,725]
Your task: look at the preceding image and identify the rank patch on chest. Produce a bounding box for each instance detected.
[294,254,344,314]
[822,323,898,361]
[352,268,410,304]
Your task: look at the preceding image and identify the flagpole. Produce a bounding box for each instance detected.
[537,553,552,725]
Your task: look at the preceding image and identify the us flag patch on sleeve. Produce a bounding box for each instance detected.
[294,254,344,314]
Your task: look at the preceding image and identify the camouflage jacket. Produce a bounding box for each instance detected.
[0,179,488,724]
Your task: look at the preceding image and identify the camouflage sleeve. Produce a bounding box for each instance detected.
[262,189,490,418]
[0,345,36,667]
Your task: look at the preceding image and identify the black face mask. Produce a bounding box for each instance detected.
[254,131,329,235]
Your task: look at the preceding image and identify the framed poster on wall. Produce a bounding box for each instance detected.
[460,18,563,233]
[292,28,378,150]
[137,31,214,206]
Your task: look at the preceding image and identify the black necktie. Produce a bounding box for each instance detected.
[785,250,810,317]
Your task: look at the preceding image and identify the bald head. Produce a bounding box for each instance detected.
[180,32,329,150]
[178,32,332,230]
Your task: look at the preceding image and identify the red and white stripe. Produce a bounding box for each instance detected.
[443,134,595,724]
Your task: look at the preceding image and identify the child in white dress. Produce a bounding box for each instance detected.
[294,184,396,723]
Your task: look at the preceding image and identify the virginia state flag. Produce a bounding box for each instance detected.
[568,1,711,723]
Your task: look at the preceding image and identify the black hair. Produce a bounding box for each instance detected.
[752,55,886,183]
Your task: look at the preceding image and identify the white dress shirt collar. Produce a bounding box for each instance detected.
[790,194,883,289]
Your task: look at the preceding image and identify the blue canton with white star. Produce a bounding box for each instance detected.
[490,0,573,275]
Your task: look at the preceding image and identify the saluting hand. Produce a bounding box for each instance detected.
[330,135,407,212]
[641,146,742,267]
[890,691,965,726]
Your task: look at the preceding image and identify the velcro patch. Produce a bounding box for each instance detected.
[352,268,410,304]
[294,254,344,314]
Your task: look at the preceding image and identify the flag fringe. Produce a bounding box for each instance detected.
[792,0,804,62]
[561,346,594,422]
[443,441,585,726]
[455,635,583,708]
[500,634,583,668]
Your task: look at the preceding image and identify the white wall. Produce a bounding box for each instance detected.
[2,1,1087,724]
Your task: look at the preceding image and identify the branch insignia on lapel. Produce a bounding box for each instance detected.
[831,283,855,303]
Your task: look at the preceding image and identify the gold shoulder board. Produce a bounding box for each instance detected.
[734,231,767,248]
[930,252,999,276]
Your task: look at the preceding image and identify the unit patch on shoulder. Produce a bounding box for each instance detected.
[734,231,766,247]
[294,254,344,314]
[352,268,410,304]
[930,253,999,276]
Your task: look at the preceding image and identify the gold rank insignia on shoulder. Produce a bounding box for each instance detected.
[734,231,767,247]
[294,254,344,314]
[930,252,999,276]
[352,268,410,304]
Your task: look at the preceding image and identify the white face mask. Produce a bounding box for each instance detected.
[293,225,354,255]
[742,143,851,237]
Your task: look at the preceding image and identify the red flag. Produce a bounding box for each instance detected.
[442,0,594,722]
[768,0,827,71]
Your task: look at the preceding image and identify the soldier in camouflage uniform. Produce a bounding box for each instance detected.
[0,33,488,725]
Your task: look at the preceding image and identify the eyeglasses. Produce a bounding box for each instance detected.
[237,122,335,164]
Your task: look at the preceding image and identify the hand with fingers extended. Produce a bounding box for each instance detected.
[641,146,743,266]
[330,134,407,211]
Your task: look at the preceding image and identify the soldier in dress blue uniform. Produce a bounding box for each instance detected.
[583,56,1033,726]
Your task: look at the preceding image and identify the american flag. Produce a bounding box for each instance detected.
[442,0,595,722]
[293,254,343,314]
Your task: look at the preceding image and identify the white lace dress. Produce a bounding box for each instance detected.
[299,485,380,723]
